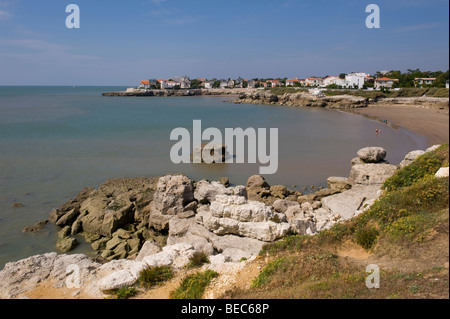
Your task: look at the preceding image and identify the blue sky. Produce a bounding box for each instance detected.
[0,0,448,85]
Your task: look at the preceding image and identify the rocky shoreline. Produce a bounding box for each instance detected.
[0,145,444,299]
[102,89,449,110]
[235,91,450,110]
[102,88,249,97]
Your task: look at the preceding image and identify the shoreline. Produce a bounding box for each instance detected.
[342,104,449,147]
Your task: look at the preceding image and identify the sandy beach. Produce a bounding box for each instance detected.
[344,104,449,147]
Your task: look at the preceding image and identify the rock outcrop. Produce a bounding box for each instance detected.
[236,91,369,109]
[4,145,442,299]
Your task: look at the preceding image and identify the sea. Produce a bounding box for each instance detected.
[0,86,427,268]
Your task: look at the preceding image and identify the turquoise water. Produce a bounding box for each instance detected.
[0,86,426,268]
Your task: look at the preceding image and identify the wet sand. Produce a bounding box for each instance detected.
[344,104,449,147]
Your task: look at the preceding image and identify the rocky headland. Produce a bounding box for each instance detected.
[235,91,450,110]
[0,145,445,299]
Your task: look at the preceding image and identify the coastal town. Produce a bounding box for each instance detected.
[131,71,449,93]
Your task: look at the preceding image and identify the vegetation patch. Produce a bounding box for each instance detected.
[112,287,138,299]
[170,270,219,299]
[225,145,449,299]
[138,266,174,289]
[187,251,210,269]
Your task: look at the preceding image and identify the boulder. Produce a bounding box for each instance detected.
[56,237,78,253]
[55,209,80,227]
[246,175,270,201]
[210,195,273,223]
[135,241,162,261]
[327,177,352,192]
[272,199,299,214]
[321,185,381,220]
[400,150,425,168]
[349,164,398,186]
[194,180,232,204]
[357,147,387,163]
[436,167,449,178]
[152,175,194,216]
[97,269,139,292]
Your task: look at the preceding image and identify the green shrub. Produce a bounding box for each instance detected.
[361,177,448,228]
[114,287,138,299]
[170,270,219,299]
[383,145,449,192]
[187,251,210,269]
[138,266,174,288]
[354,227,379,250]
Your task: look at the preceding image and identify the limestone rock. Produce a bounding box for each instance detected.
[327,177,352,192]
[400,150,425,168]
[436,167,449,178]
[194,180,232,204]
[56,237,78,253]
[349,164,398,186]
[152,175,194,216]
[357,147,387,163]
[272,199,299,214]
[321,185,381,220]
[135,241,162,261]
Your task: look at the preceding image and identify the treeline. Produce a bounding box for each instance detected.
[378,69,449,88]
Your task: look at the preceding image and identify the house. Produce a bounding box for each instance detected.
[139,80,150,89]
[271,79,283,87]
[286,78,300,86]
[228,79,235,88]
[247,80,257,88]
[305,77,324,87]
[220,81,229,89]
[173,76,191,89]
[166,80,181,88]
[203,81,214,89]
[158,79,181,89]
[374,77,399,89]
[322,76,346,87]
[414,78,436,88]
[345,73,369,89]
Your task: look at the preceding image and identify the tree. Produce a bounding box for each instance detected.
[339,73,346,79]
[432,71,449,88]
[190,79,203,89]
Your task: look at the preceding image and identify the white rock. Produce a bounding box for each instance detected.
[349,164,398,186]
[436,167,449,178]
[194,180,233,204]
[400,150,425,168]
[97,270,137,292]
[135,241,162,261]
[322,185,382,220]
[357,147,387,163]
[426,145,441,153]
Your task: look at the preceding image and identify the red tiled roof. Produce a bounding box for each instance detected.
[376,77,396,81]
[140,80,150,84]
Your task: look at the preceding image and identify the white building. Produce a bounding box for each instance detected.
[322,76,347,87]
[345,73,369,89]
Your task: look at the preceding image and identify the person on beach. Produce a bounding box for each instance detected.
[376,129,381,136]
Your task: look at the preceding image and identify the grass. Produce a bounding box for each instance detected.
[186,251,210,269]
[170,270,219,299]
[383,144,449,192]
[224,145,449,299]
[137,265,174,289]
[113,287,138,299]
